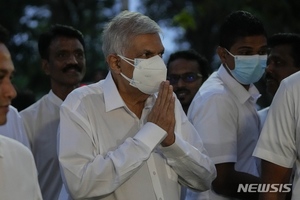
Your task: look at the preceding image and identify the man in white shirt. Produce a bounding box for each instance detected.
[0,24,42,200]
[20,24,86,200]
[253,71,300,200]
[187,10,267,199]
[167,49,210,114]
[258,33,300,127]
[58,10,216,200]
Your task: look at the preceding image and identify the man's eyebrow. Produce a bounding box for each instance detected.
[236,46,253,50]
[142,48,165,54]
[0,68,15,75]
[0,69,8,73]
[237,44,268,49]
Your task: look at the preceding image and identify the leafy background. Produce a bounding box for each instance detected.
[1,0,300,107]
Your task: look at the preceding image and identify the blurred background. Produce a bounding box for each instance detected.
[1,0,300,108]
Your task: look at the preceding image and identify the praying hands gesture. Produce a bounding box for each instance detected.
[148,81,176,147]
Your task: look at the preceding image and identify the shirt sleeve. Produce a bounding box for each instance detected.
[0,106,30,149]
[188,92,238,164]
[253,81,297,168]
[14,107,31,149]
[58,101,167,199]
[160,100,216,191]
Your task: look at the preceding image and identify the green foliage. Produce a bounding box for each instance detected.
[140,0,300,63]
[173,10,196,30]
[0,0,117,97]
[2,0,300,108]
[140,0,300,108]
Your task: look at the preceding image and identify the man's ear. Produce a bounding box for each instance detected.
[217,46,235,70]
[107,54,121,74]
[41,59,50,75]
[217,46,227,63]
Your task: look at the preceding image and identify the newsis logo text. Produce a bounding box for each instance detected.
[237,184,292,193]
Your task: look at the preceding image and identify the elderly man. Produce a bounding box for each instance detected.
[58,10,216,200]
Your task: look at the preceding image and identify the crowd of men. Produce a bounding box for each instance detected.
[0,9,299,200]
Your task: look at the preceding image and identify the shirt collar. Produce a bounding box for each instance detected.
[48,90,64,107]
[102,72,127,112]
[218,64,261,104]
[102,72,157,112]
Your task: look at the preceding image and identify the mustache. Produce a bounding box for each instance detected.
[62,64,82,73]
[175,88,190,94]
[265,72,275,80]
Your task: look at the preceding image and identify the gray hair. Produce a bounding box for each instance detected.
[102,10,162,58]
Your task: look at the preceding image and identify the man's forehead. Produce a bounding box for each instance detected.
[50,37,82,47]
[131,34,163,47]
[0,43,10,55]
[0,46,12,62]
[0,45,14,73]
[233,36,267,48]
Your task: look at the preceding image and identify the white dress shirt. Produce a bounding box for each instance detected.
[253,71,300,200]
[257,106,269,130]
[21,90,63,200]
[0,105,30,148]
[187,65,261,200]
[0,135,42,200]
[58,72,216,200]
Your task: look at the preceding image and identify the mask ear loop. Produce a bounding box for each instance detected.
[120,73,135,84]
[118,55,141,87]
[117,54,135,67]
[221,48,234,71]
[224,48,236,58]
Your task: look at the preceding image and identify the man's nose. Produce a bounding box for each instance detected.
[3,80,17,101]
[176,78,186,87]
[67,54,78,64]
[265,62,274,73]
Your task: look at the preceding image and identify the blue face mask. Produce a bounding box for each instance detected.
[225,49,267,85]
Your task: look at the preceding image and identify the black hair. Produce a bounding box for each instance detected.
[268,33,300,68]
[38,24,85,60]
[167,49,211,81]
[219,10,267,49]
[0,24,9,45]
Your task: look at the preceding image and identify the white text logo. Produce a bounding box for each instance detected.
[237,184,292,193]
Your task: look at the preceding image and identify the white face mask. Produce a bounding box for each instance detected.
[118,55,167,94]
